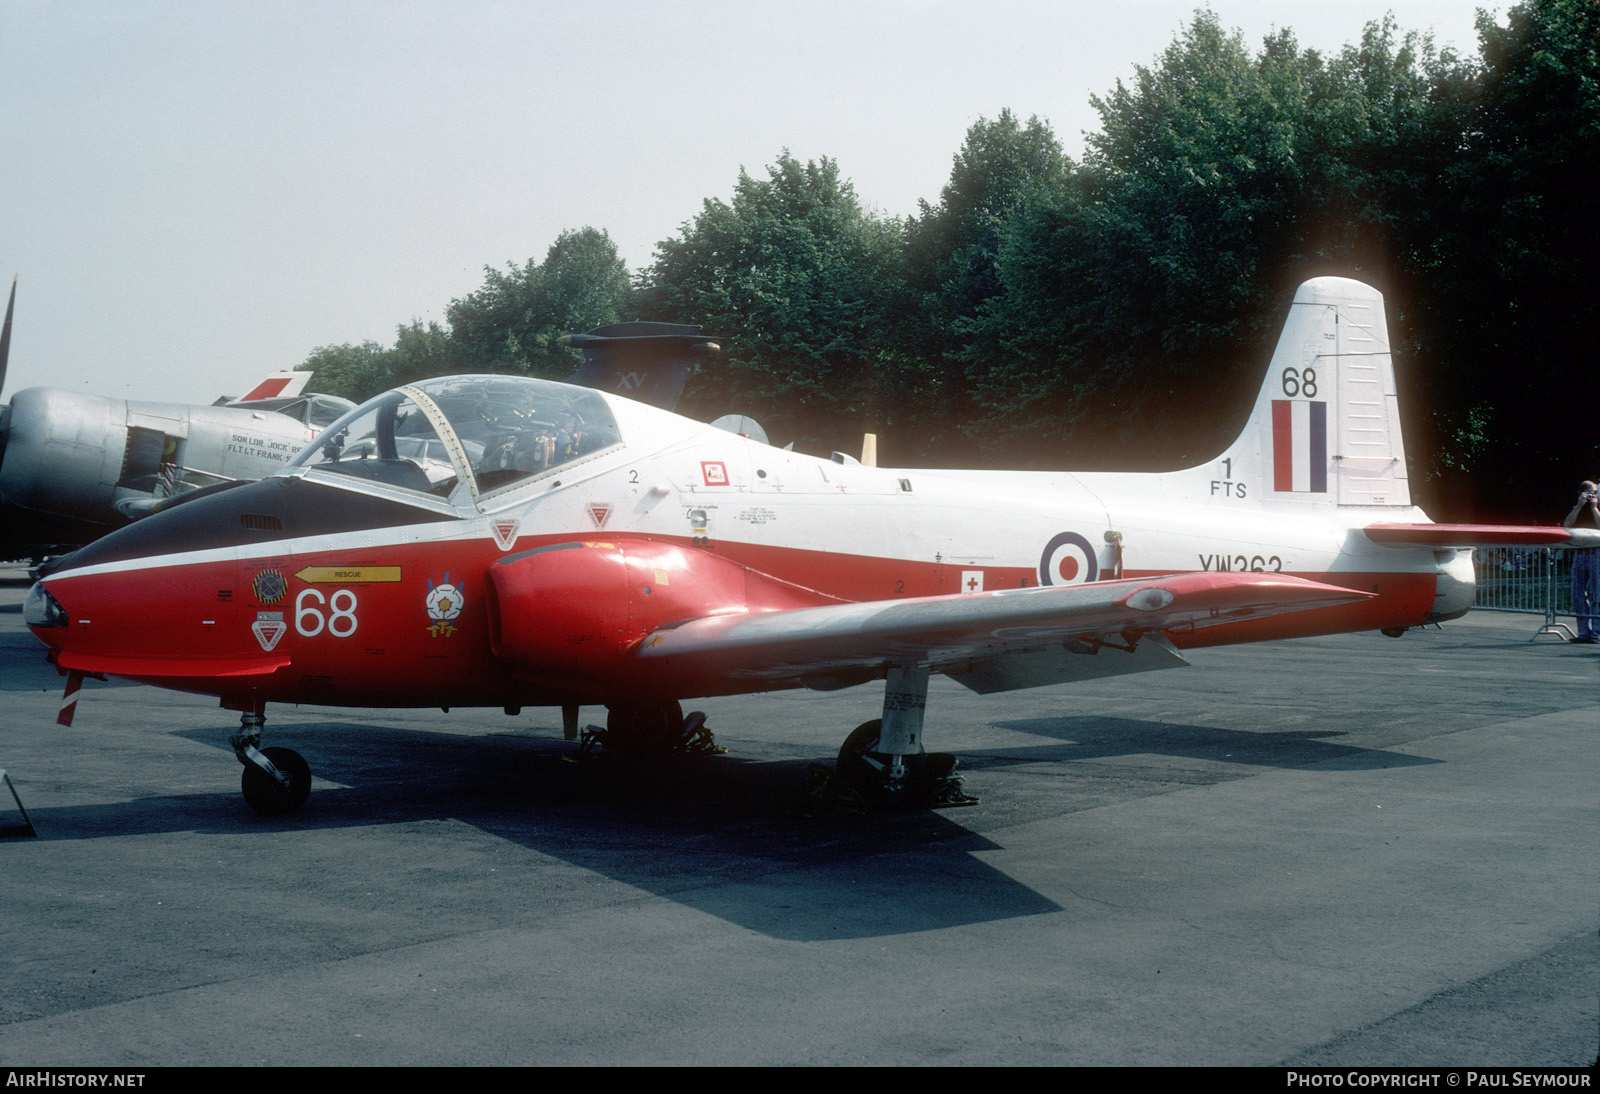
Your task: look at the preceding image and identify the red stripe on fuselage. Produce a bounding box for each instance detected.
[34,534,1443,708]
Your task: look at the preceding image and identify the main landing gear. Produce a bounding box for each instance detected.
[829,663,977,810]
[231,708,310,815]
[572,699,725,760]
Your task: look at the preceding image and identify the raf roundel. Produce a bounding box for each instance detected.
[1038,532,1098,587]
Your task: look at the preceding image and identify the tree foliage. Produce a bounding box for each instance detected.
[448,227,631,377]
[637,153,904,450]
[297,321,453,403]
[899,110,1074,454]
[294,0,1596,518]
[298,228,630,403]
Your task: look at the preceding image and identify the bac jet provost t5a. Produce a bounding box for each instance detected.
[24,277,1598,814]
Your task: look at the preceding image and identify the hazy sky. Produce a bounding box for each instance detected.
[4,1,1493,404]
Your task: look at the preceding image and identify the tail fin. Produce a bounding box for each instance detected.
[231,370,313,404]
[1215,277,1410,508]
[560,322,721,412]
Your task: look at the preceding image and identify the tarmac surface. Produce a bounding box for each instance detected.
[0,564,1595,1066]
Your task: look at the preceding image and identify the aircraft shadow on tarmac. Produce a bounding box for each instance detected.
[983,715,1440,773]
[12,720,1066,941]
[9,704,1443,939]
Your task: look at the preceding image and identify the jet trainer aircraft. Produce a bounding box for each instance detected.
[0,278,357,562]
[25,277,1598,814]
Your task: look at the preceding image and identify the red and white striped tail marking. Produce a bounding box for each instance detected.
[1271,399,1328,493]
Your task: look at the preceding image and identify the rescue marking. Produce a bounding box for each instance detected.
[294,566,402,584]
[701,461,729,487]
[587,503,612,529]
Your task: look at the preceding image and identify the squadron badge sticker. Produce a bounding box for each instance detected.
[426,574,465,638]
[252,568,287,605]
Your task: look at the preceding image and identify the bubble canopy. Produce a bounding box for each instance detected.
[283,376,622,505]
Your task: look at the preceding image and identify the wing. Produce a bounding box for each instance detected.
[1364,523,1600,549]
[634,571,1372,695]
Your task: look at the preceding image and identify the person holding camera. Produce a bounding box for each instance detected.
[1563,480,1600,643]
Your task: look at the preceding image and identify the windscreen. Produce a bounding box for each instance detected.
[283,376,621,501]
[419,375,621,496]
[284,390,461,497]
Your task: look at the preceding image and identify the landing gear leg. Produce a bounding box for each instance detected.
[604,700,686,757]
[230,706,310,815]
[574,700,724,760]
[833,663,976,809]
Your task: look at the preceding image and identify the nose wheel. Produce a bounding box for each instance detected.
[230,708,311,815]
[240,746,311,815]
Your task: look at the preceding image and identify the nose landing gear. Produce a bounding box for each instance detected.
[231,708,311,815]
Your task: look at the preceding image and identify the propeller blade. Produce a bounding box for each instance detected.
[0,275,14,396]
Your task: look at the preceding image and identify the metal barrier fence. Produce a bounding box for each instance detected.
[1472,546,1568,614]
[1472,546,1593,640]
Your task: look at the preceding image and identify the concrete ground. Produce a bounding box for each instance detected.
[0,566,1594,1066]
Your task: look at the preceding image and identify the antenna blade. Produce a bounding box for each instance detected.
[0,275,15,395]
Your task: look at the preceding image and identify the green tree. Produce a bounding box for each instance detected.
[960,14,1318,463]
[638,153,904,450]
[295,340,390,403]
[448,227,631,377]
[899,111,1073,454]
[295,321,457,404]
[959,12,1479,471]
[1411,0,1600,516]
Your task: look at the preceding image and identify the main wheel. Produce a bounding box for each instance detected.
[837,718,904,804]
[605,700,685,756]
[241,746,311,815]
[836,720,961,808]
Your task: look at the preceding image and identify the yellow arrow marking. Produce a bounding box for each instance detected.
[294,566,402,584]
